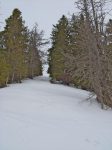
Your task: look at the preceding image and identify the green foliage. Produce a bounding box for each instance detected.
[48,15,69,81]
[0,9,43,88]
[0,51,10,87]
[4,8,28,82]
[48,14,91,89]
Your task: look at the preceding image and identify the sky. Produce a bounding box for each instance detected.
[0,0,76,38]
[0,0,112,39]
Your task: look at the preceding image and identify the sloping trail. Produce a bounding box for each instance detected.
[0,74,112,150]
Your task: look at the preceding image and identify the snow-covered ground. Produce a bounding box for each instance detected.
[0,74,112,150]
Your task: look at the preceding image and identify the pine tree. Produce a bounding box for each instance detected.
[48,15,69,83]
[0,31,5,50]
[0,50,10,87]
[4,8,28,83]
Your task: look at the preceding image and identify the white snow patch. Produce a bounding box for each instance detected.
[0,76,112,150]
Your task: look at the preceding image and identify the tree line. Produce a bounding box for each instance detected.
[48,0,112,108]
[0,8,43,87]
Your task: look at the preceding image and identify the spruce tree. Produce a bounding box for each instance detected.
[4,8,28,83]
[48,15,69,83]
[0,50,10,87]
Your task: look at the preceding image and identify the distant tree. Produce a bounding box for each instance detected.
[27,24,43,79]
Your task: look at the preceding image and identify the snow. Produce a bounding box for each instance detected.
[0,73,112,150]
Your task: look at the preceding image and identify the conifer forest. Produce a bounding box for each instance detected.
[0,9,43,87]
[48,0,112,108]
[0,1,112,107]
[1,1,112,150]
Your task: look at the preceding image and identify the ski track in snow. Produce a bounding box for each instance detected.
[0,74,112,150]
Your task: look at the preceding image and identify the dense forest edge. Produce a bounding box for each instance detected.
[0,9,44,87]
[47,0,112,108]
[0,0,112,109]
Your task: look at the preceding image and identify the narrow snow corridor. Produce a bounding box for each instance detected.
[0,75,112,150]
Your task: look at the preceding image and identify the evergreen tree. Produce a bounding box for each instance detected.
[48,13,91,89]
[0,50,10,87]
[0,9,43,88]
[4,8,28,83]
[0,31,5,50]
[48,15,69,83]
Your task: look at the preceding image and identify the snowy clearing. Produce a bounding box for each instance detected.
[0,75,112,150]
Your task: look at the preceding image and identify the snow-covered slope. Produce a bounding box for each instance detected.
[0,75,112,150]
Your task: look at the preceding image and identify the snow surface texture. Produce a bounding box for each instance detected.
[0,69,112,150]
